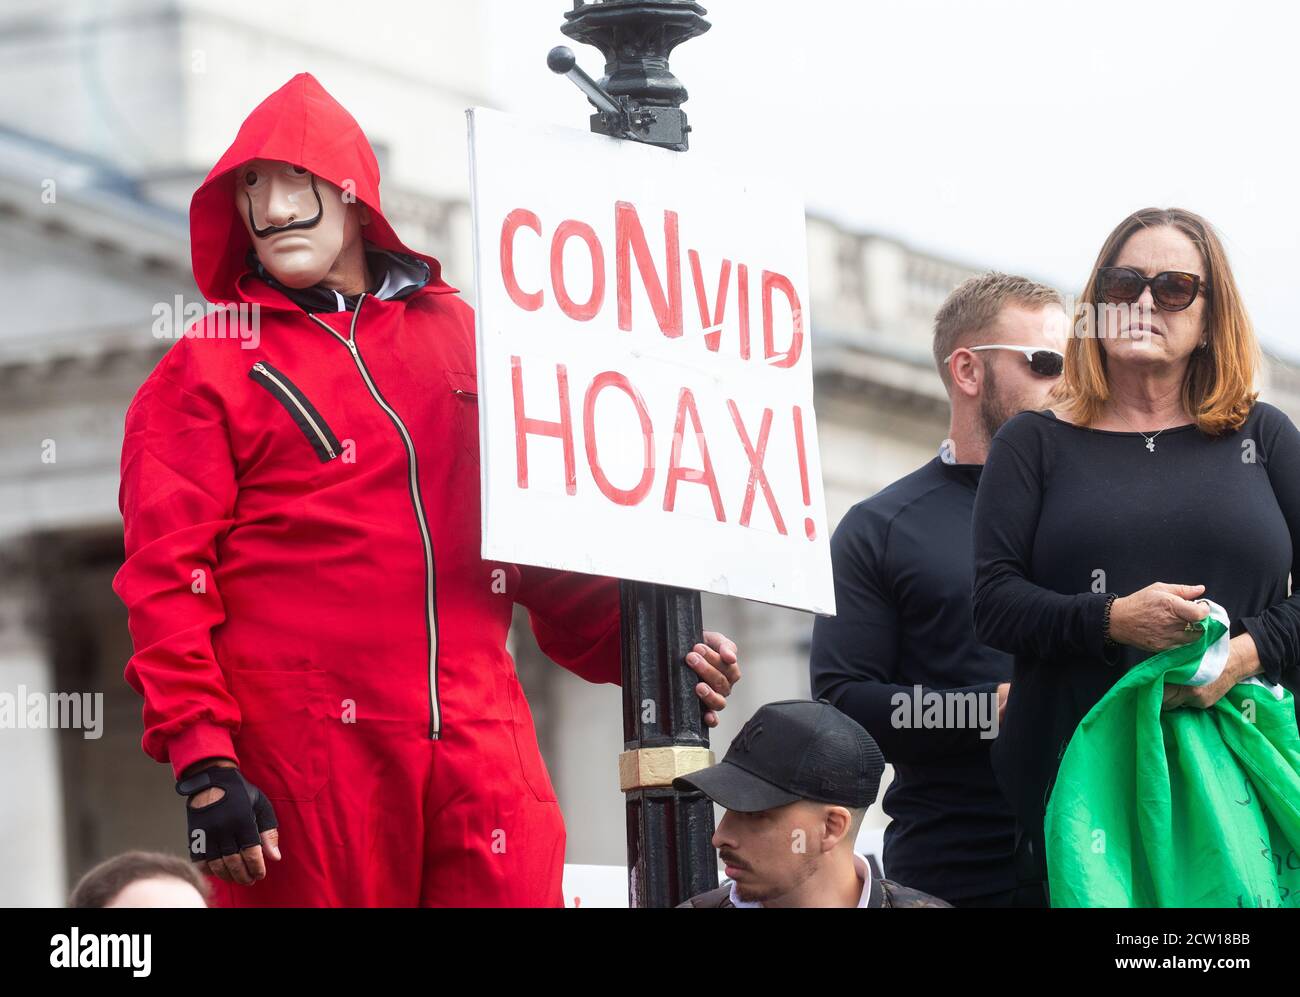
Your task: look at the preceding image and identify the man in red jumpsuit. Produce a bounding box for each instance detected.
[112,72,741,907]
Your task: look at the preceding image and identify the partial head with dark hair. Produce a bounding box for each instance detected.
[68,851,210,908]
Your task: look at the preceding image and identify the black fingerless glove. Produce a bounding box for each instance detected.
[176,766,278,862]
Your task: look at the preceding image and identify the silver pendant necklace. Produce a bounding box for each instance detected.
[1113,410,1167,453]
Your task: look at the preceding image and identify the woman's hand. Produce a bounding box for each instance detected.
[1162,633,1263,711]
[1109,582,1210,652]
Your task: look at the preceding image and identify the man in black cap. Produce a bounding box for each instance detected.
[674,700,951,908]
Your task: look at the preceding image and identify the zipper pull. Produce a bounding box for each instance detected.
[347,340,359,357]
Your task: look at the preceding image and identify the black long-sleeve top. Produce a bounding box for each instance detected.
[811,457,1017,903]
[972,402,1300,883]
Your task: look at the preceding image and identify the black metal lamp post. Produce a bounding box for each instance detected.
[549,0,715,908]
[553,0,708,151]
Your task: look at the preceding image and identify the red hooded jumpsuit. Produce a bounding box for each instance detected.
[112,73,622,907]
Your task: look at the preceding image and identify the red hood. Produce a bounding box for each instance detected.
[190,72,451,305]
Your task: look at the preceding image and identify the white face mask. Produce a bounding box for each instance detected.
[233,158,365,290]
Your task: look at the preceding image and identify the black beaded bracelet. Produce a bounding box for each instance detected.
[1102,592,1119,647]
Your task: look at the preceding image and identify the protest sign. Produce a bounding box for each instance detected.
[467,107,834,614]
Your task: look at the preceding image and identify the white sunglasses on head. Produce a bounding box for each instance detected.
[943,344,1064,376]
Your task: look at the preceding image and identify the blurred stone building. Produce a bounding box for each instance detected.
[3,0,1298,904]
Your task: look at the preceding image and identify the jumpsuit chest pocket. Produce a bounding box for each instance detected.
[249,361,343,463]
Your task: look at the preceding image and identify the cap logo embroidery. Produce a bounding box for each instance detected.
[734,720,763,753]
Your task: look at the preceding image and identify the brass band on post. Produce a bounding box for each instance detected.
[619,746,716,792]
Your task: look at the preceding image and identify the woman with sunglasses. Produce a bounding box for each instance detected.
[970,206,1300,904]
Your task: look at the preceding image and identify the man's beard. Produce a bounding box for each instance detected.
[978,362,1024,446]
[731,853,820,905]
[733,880,779,903]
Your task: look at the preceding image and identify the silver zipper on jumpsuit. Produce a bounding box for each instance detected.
[306,295,441,739]
[249,363,338,460]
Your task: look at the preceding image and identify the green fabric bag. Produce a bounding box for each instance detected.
[1045,600,1300,907]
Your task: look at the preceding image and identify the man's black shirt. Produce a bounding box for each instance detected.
[811,456,1016,904]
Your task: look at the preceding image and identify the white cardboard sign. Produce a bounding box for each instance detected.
[467,107,834,615]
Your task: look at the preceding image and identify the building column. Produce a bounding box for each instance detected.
[0,538,67,906]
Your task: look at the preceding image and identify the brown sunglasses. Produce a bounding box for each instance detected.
[1097,266,1209,312]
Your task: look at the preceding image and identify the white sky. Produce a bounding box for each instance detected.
[486,0,1300,361]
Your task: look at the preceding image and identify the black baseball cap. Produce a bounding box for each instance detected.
[672,699,886,812]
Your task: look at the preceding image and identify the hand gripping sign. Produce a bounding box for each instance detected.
[467,108,834,615]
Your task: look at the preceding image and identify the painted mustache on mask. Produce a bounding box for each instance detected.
[246,174,325,239]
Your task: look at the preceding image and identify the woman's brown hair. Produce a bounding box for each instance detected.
[1049,207,1260,435]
